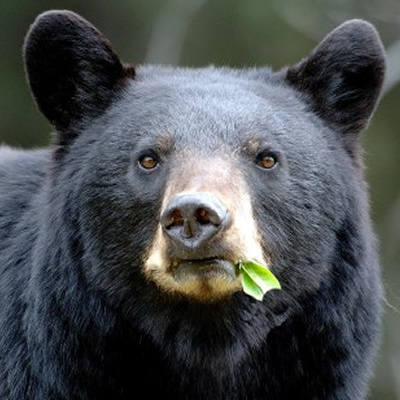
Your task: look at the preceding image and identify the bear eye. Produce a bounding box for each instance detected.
[256,152,278,170]
[138,154,159,170]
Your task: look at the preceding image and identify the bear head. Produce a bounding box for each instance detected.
[24,11,385,310]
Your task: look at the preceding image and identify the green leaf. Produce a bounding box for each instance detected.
[241,271,265,301]
[238,260,281,301]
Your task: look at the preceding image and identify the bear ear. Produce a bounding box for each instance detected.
[23,10,134,139]
[286,20,385,149]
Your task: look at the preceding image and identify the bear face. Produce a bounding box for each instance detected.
[66,69,353,306]
[0,10,385,399]
[23,11,385,310]
[24,12,383,308]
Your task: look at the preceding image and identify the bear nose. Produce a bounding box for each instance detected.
[160,192,229,250]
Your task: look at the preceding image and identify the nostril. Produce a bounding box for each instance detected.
[195,208,212,225]
[194,206,224,227]
[166,209,184,228]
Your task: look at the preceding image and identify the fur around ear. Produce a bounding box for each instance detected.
[286,20,386,145]
[23,10,134,141]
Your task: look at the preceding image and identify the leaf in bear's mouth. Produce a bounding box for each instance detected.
[238,260,281,301]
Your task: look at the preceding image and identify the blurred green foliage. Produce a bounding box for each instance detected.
[0,1,399,398]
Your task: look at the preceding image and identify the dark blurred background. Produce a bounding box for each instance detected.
[0,0,399,398]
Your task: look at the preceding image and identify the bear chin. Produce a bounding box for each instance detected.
[172,258,237,283]
[152,258,243,302]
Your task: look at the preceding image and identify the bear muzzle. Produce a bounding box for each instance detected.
[142,158,267,302]
[160,192,237,286]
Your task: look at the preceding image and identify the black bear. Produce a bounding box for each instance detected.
[0,10,385,400]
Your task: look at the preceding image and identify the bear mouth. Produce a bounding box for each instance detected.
[172,258,238,284]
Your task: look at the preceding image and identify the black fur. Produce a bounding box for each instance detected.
[0,11,385,400]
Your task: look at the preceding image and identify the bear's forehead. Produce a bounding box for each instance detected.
[131,66,297,115]
[113,67,316,149]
